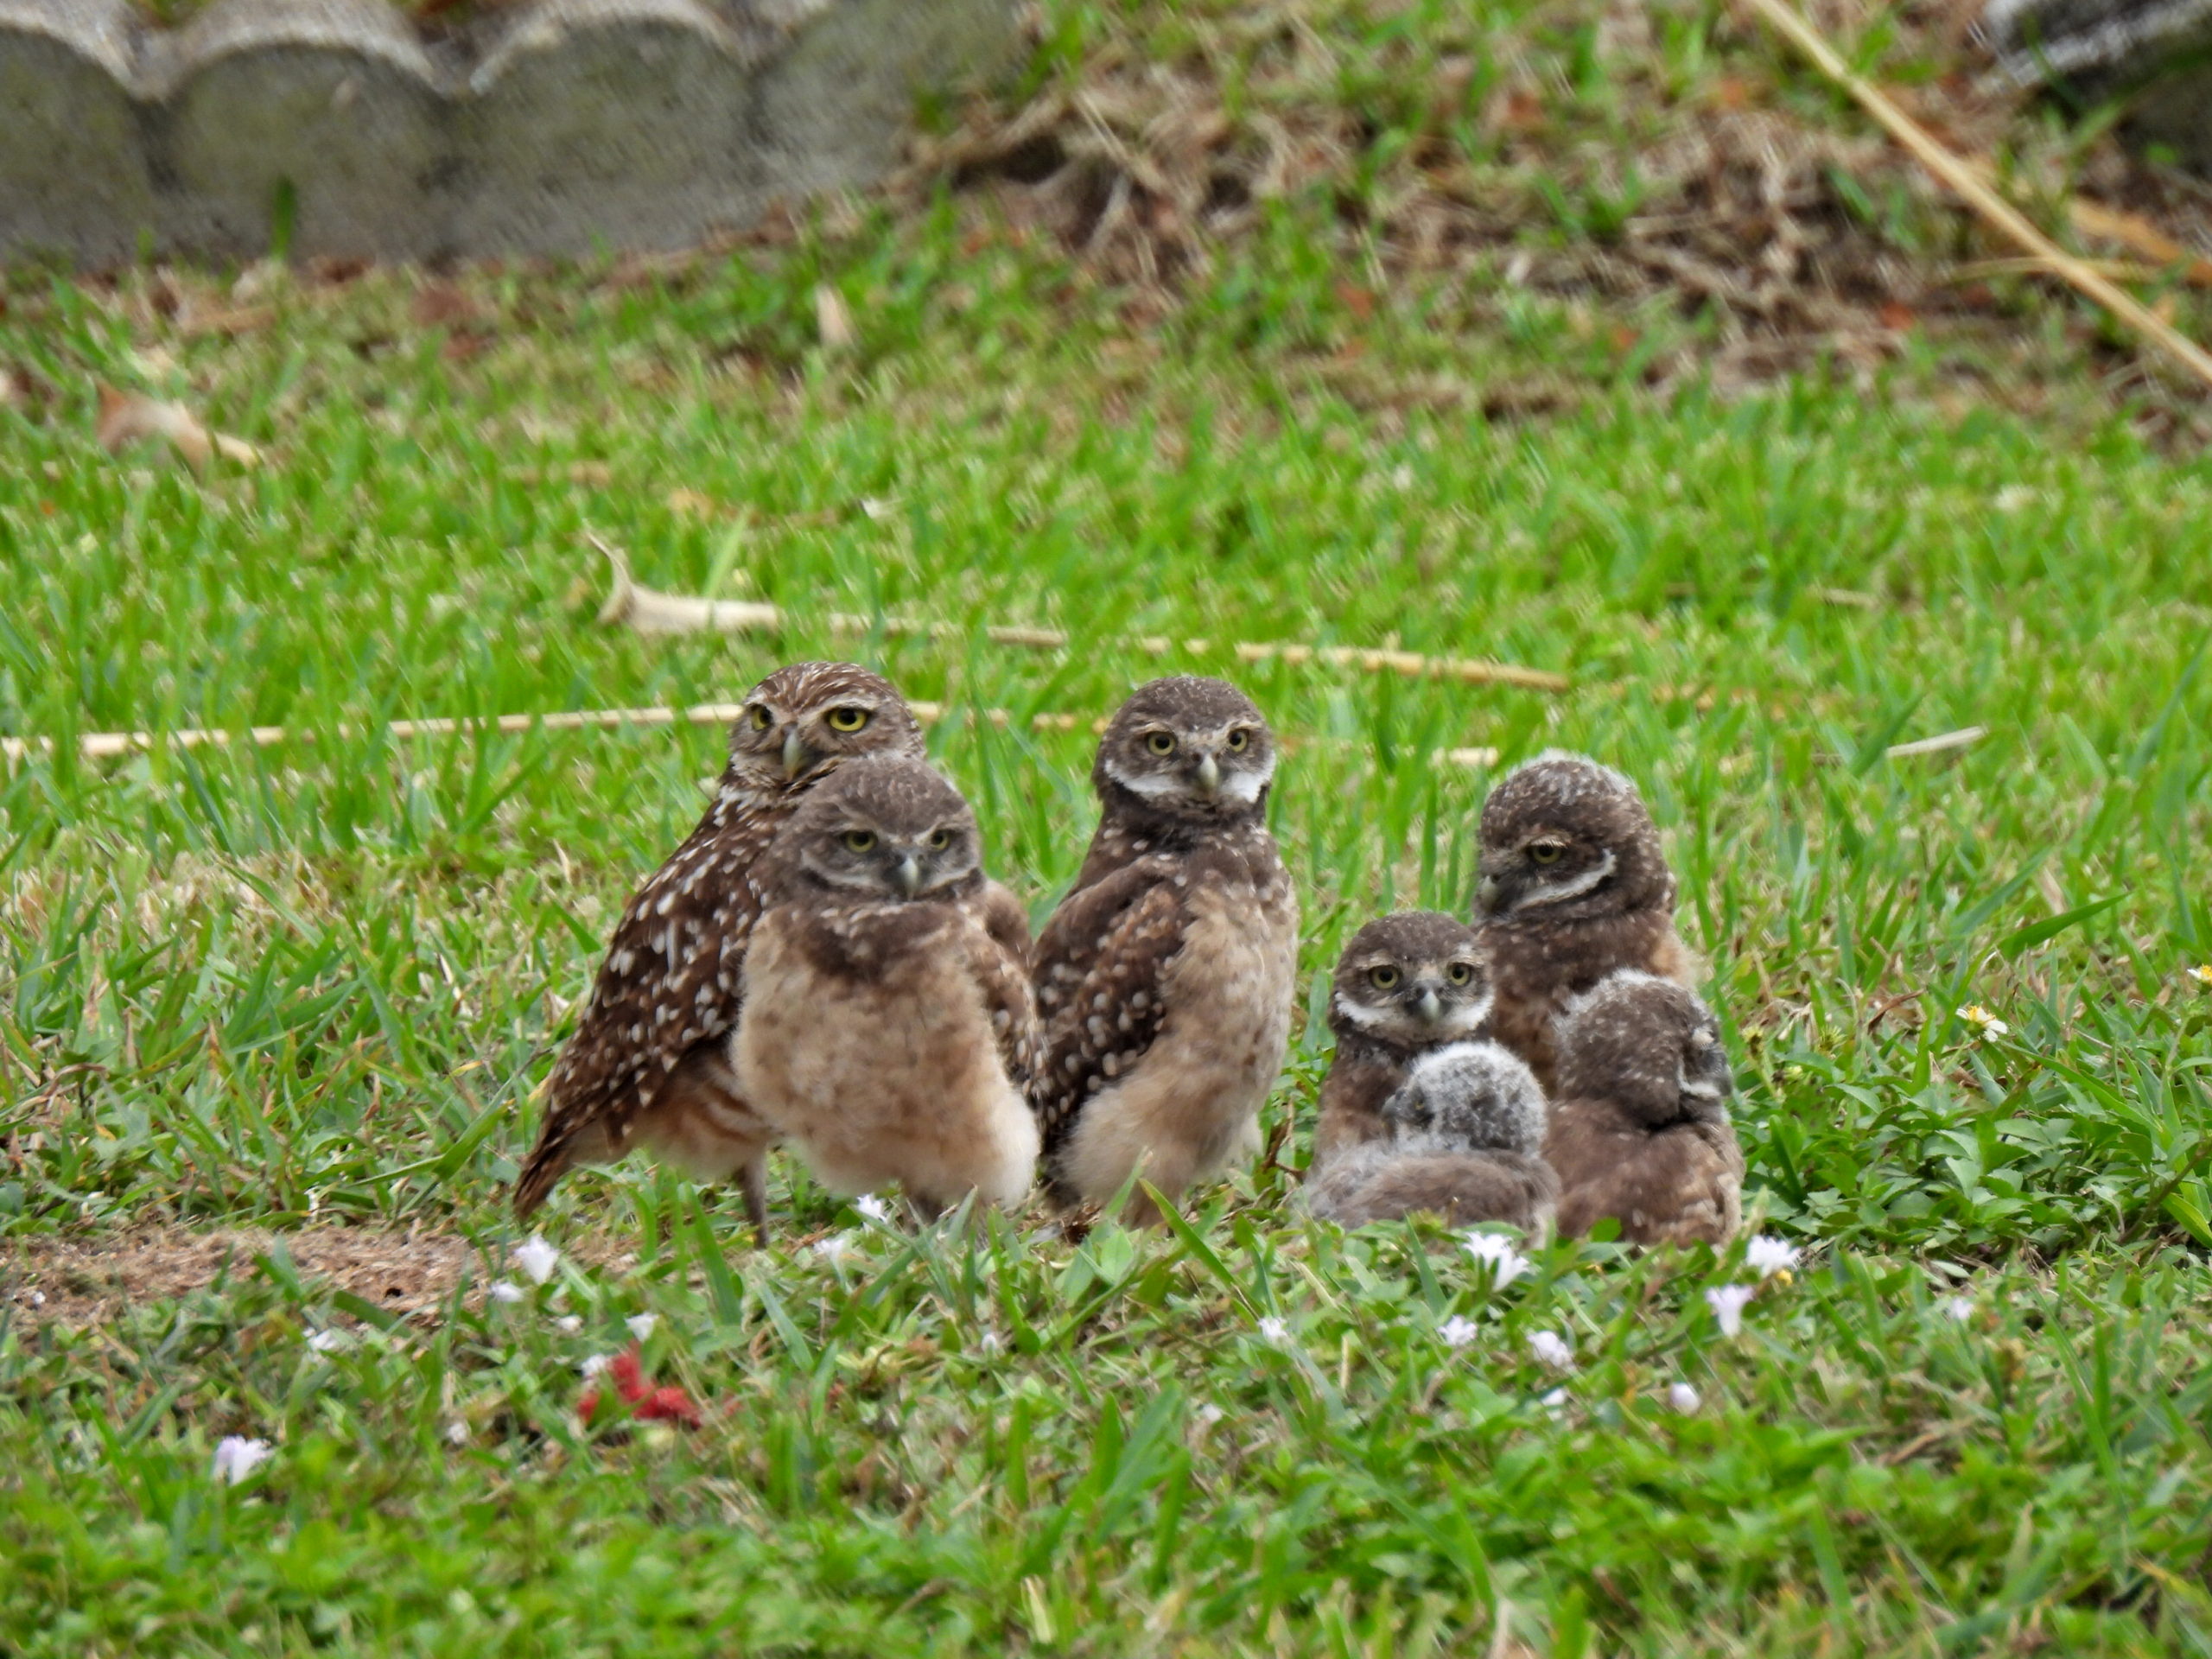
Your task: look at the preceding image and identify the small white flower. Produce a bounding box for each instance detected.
[580,1354,613,1381]
[1257,1316,1291,1344]
[1743,1236,1800,1280]
[1438,1315,1481,1350]
[553,1315,582,1335]
[813,1234,851,1265]
[445,1420,469,1446]
[1193,1402,1226,1429]
[1706,1285,1756,1337]
[305,1328,349,1355]
[28,1291,44,1308]
[212,1436,272,1485]
[860,497,893,521]
[1956,1004,2010,1039]
[1668,1382,1701,1414]
[1528,1330,1573,1370]
[626,1313,658,1342]
[1941,1295,1975,1324]
[1539,1387,1569,1416]
[486,1281,525,1306]
[976,1330,1004,1355]
[2188,964,2212,988]
[514,1236,560,1285]
[854,1194,893,1224]
[1462,1232,1531,1288]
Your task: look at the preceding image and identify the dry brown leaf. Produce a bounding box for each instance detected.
[505,462,614,487]
[410,283,481,328]
[814,283,856,352]
[179,304,275,340]
[95,383,262,474]
[666,487,726,519]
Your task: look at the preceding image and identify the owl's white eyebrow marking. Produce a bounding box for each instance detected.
[1512,850,1616,910]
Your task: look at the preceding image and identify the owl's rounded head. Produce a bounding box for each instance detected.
[1554,970,1731,1122]
[1093,677,1276,823]
[1328,911,1490,1047]
[767,754,982,903]
[1473,750,1673,922]
[727,662,925,793]
[1381,1039,1546,1155]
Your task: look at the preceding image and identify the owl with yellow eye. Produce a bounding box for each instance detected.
[1471,751,1698,1097]
[513,661,926,1235]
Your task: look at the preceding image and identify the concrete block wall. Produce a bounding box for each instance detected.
[0,0,1014,264]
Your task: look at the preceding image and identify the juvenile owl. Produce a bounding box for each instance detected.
[1309,973,1557,1238]
[1544,970,1742,1247]
[512,662,925,1230]
[1472,752,1697,1096]
[734,755,1040,1217]
[1030,677,1299,1224]
[1311,912,1494,1174]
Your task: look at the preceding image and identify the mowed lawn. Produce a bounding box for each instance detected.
[6,119,2212,1655]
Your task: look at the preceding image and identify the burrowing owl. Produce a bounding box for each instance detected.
[1544,970,1741,1246]
[1030,677,1299,1224]
[734,754,1040,1216]
[1307,911,1552,1230]
[512,662,925,1230]
[1311,912,1493,1174]
[1472,751,1696,1096]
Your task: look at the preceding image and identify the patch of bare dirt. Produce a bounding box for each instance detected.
[2,1224,631,1326]
[895,0,2212,415]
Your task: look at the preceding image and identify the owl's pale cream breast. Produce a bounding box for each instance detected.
[735,901,1038,1209]
[1053,865,1299,1209]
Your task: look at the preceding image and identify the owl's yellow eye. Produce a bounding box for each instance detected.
[928,829,951,850]
[1225,728,1250,753]
[748,706,773,730]
[1146,731,1177,757]
[1369,965,1401,990]
[1446,962,1474,985]
[1528,842,1566,866]
[826,707,871,734]
[842,830,877,853]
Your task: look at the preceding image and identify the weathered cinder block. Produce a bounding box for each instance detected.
[0,0,1019,265]
[750,0,1016,203]
[1985,0,2212,177]
[455,0,766,256]
[151,0,448,260]
[0,0,152,265]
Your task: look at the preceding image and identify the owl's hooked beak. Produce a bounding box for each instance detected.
[1414,986,1443,1023]
[781,730,811,780]
[892,854,924,897]
[1194,753,1222,795]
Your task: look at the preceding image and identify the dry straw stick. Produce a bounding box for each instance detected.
[590,537,1572,694]
[0,704,1503,770]
[1737,0,2212,391]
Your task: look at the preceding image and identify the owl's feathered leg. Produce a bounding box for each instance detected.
[740,1154,771,1242]
[632,1048,778,1244]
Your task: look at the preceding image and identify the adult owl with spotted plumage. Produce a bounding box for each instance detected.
[1472,751,1698,1096]
[1029,677,1299,1225]
[511,661,925,1231]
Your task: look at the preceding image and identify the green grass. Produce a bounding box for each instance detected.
[7,0,2212,1651]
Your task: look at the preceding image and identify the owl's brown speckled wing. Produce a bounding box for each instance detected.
[512,782,784,1216]
[1028,859,1186,1158]
[965,909,1044,1098]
